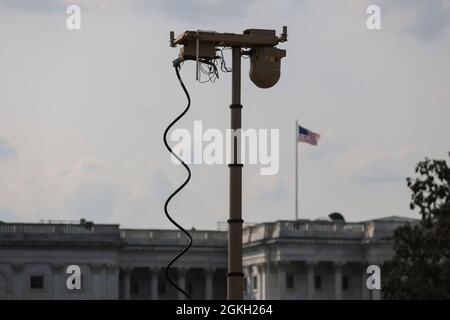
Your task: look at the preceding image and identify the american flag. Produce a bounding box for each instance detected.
[298,125,320,146]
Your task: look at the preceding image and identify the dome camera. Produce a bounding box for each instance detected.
[249,47,286,89]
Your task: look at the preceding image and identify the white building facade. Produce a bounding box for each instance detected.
[0,216,412,300]
[242,217,412,300]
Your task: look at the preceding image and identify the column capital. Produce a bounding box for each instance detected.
[333,261,346,269]
[177,267,188,273]
[306,260,318,268]
[361,261,370,269]
[276,261,290,268]
[122,266,133,274]
[204,266,216,274]
[11,262,24,272]
[243,266,252,277]
[51,263,65,273]
[367,260,384,267]
[106,264,119,272]
[255,263,267,272]
[149,266,161,273]
[91,264,105,273]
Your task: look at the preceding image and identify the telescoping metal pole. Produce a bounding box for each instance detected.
[227,46,243,300]
[170,27,287,300]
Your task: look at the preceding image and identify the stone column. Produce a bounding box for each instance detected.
[361,264,370,300]
[265,259,271,300]
[277,262,286,300]
[101,264,107,299]
[256,264,262,300]
[12,263,24,300]
[177,268,187,300]
[371,262,382,300]
[123,267,132,300]
[306,261,316,300]
[51,263,64,299]
[244,266,252,300]
[205,267,214,300]
[91,264,102,299]
[150,267,159,300]
[334,262,344,300]
[372,288,381,300]
[108,266,120,300]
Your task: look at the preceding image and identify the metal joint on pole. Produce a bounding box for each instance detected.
[228,164,244,168]
[227,272,245,277]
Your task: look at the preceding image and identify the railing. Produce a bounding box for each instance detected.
[0,219,405,246]
[282,221,364,234]
[120,229,228,242]
[0,223,120,234]
[282,221,364,233]
[0,224,16,233]
[243,221,366,243]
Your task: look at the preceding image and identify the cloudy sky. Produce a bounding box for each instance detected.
[0,0,449,229]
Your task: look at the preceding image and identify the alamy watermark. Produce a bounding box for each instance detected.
[366,4,382,30]
[66,5,81,30]
[366,265,381,290]
[64,4,380,31]
[66,265,82,290]
[170,121,279,176]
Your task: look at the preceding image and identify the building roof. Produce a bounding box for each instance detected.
[365,215,417,222]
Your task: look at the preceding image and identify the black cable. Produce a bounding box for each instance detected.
[199,58,219,83]
[217,49,232,72]
[162,52,227,298]
[162,63,193,300]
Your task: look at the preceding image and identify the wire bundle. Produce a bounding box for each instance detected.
[198,48,232,83]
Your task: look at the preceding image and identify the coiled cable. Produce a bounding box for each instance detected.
[162,62,193,300]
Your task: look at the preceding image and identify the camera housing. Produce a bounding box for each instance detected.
[249,47,286,89]
[170,27,287,88]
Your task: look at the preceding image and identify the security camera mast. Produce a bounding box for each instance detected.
[168,27,288,300]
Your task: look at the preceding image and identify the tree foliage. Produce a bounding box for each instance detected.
[384,153,450,299]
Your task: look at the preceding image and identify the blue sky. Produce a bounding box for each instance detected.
[0,0,449,228]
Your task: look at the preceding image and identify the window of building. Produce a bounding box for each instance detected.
[30,275,45,290]
[286,274,294,289]
[252,276,258,290]
[343,276,350,290]
[187,281,193,295]
[158,282,166,295]
[131,281,139,295]
[314,275,322,290]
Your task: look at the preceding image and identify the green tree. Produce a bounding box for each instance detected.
[384,152,450,299]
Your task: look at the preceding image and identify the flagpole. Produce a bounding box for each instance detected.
[295,119,299,220]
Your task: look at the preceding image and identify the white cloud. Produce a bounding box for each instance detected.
[337,145,419,183]
[0,137,17,160]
